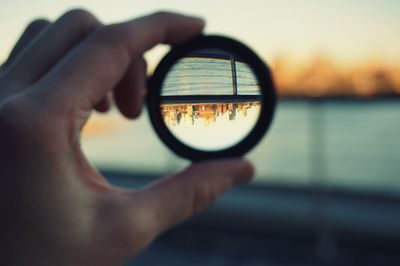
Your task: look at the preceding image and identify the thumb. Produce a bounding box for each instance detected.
[134,159,254,234]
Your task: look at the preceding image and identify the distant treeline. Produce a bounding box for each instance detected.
[271,54,400,98]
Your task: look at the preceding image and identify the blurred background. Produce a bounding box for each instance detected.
[1,0,399,265]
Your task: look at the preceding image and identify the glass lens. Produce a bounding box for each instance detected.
[160,48,261,151]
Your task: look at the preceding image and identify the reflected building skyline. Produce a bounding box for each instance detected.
[161,101,261,127]
[159,50,262,150]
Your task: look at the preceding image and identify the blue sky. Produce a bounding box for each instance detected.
[1,0,399,67]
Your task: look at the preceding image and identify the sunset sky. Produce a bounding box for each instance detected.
[0,0,400,95]
[1,0,399,66]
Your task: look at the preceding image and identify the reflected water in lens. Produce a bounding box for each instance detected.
[160,49,261,151]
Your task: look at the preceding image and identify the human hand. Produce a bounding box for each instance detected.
[0,10,254,266]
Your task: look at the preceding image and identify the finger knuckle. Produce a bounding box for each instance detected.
[0,97,28,135]
[26,18,50,31]
[149,11,172,23]
[91,24,129,58]
[0,94,46,145]
[60,8,99,32]
[95,24,123,42]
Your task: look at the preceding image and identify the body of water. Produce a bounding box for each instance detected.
[82,100,400,196]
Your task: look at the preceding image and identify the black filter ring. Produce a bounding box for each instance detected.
[147,35,276,161]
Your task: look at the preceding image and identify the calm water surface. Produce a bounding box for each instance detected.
[82,100,400,196]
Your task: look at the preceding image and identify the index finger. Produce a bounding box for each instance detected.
[36,12,205,112]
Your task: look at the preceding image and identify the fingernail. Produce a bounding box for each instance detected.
[235,160,254,184]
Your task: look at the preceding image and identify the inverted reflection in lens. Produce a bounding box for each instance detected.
[160,49,262,151]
